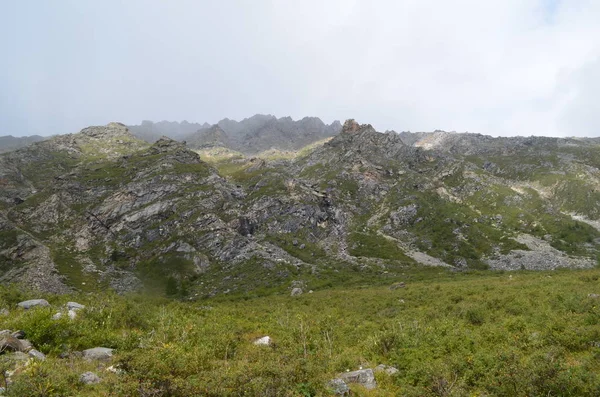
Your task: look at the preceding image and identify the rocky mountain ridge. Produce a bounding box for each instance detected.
[0,135,47,153]
[1,120,599,297]
[128,114,342,155]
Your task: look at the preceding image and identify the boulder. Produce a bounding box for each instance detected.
[327,378,350,395]
[67,302,85,310]
[389,282,406,290]
[17,299,50,309]
[82,347,114,360]
[374,364,399,375]
[68,309,77,319]
[19,339,33,352]
[253,336,272,346]
[52,312,63,320]
[339,368,377,390]
[291,288,303,296]
[28,349,46,360]
[80,371,101,385]
[0,335,25,352]
[11,330,25,339]
[106,365,124,374]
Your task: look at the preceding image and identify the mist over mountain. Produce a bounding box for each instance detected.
[0,135,46,153]
[127,120,210,143]
[128,114,342,155]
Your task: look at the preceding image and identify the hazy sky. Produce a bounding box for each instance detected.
[1,0,599,137]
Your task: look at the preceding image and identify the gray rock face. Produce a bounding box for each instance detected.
[327,378,350,395]
[80,371,101,384]
[339,368,377,390]
[184,114,342,155]
[17,299,50,309]
[82,347,114,360]
[2,117,600,298]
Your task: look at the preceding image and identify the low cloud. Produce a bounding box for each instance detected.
[0,0,598,137]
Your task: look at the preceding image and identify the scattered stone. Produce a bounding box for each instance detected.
[80,371,101,385]
[17,299,50,309]
[375,364,400,375]
[299,244,306,249]
[11,330,25,339]
[339,368,377,390]
[68,309,77,319]
[67,302,85,310]
[19,339,33,351]
[389,282,406,290]
[52,312,63,320]
[327,378,350,395]
[28,349,46,360]
[308,290,314,294]
[291,287,303,296]
[588,294,600,299]
[82,347,114,360]
[59,351,83,359]
[106,365,124,374]
[0,335,25,352]
[253,336,272,346]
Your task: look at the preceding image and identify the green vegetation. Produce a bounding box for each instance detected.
[3,269,600,395]
[349,232,413,262]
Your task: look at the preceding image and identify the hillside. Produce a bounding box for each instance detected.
[0,135,46,153]
[3,269,600,395]
[0,120,599,298]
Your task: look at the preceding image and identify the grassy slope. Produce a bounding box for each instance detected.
[3,268,600,396]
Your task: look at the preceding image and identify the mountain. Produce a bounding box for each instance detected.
[1,120,599,297]
[128,120,210,143]
[0,135,47,153]
[202,115,342,154]
[127,115,342,155]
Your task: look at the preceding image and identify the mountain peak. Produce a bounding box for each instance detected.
[80,122,132,139]
[151,136,187,152]
[342,119,361,134]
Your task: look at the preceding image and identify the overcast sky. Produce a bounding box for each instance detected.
[1,0,599,137]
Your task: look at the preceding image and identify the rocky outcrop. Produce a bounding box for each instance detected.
[1,118,599,297]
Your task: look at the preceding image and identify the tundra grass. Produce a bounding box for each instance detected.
[3,269,600,396]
